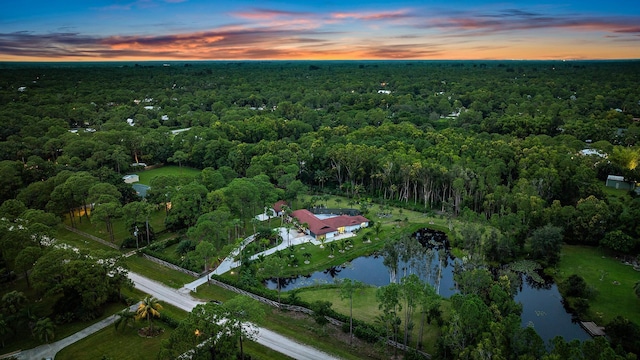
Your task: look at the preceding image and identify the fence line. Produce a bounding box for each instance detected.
[206,278,430,358]
[63,225,119,249]
[141,254,202,277]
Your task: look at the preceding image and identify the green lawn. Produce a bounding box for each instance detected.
[556,245,640,325]
[55,316,290,360]
[297,286,443,355]
[55,321,173,360]
[62,208,167,247]
[55,226,119,252]
[124,255,196,289]
[135,165,201,185]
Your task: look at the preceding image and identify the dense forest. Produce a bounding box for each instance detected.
[1,60,640,359]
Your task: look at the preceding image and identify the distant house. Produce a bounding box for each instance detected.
[123,174,139,184]
[290,209,369,241]
[272,200,288,216]
[377,90,391,94]
[579,149,607,158]
[606,175,635,190]
[171,128,191,135]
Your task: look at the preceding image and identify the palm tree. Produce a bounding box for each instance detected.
[114,308,135,332]
[2,290,27,315]
[136,296,163,335]
[328,242,336,258]
[33,317,55,343]
[250,217,260,235]
[303,252,312,264]
[345,238,354,250]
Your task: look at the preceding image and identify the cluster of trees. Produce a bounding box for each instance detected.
[1,62,639,252]
[1,61,640,356]
[0,209,130,347]
[159,296,264,360]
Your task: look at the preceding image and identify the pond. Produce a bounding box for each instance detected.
[265,228,590,345]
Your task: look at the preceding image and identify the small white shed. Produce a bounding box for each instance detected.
[123,174,139,184]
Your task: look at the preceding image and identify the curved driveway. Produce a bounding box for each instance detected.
[129,272,340,360]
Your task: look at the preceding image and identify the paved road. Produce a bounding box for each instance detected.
[9,229,343,360]
[130,272,341,360]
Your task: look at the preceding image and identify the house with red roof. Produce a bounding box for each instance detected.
[290,209,369,241]
[272,200,289,216]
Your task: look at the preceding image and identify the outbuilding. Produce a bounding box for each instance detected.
[122,174,139,184]
[605,175,635,190]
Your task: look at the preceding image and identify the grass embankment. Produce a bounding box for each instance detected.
[124,255,195,289]
[55,225,119,252]
[556,245,640,325]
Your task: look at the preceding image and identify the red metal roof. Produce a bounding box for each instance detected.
[291,209,336,235]
[323,215,369,228]
[290,209,369,236]
[273,200,288,213]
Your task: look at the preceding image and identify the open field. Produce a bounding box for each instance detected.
[556,245,640,325]
[134,165,201,185]
[297,286,444,355]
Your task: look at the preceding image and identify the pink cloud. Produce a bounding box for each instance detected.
[233,8,315,20]
[331,10,411,21]
[424,9,640,36]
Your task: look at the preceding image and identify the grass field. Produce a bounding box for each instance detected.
[296,286,444,355]
[55,321,173,360]
[124,255,195,289]
[134,165,201,185]
[55,319,291,360]
[556,245,640,325]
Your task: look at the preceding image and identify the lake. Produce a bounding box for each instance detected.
[265,229,590,344]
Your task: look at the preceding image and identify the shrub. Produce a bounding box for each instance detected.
[560,274,595,298]
[354,325,380,343]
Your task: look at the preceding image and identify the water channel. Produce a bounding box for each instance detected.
[265,228,590,344]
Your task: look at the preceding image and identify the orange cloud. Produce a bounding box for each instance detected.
[2,5,640,61]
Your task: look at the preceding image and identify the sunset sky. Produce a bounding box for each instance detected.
[1,0,639,61]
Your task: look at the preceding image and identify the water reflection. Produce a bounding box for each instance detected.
[264,228,589,343]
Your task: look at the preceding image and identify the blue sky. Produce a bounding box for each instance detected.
[1,0,639,61]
